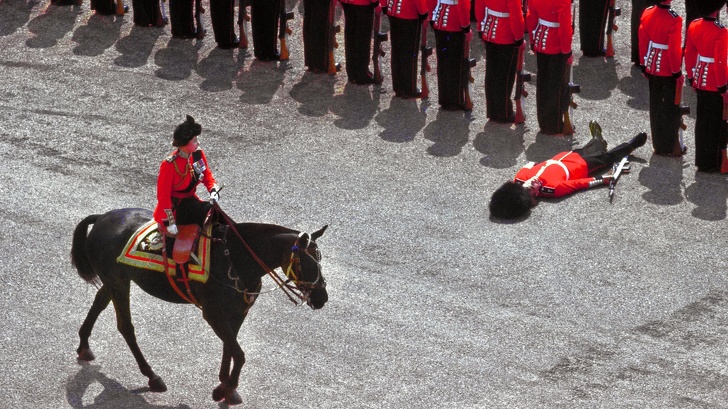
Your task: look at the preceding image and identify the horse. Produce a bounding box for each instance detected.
[70,207,328,405]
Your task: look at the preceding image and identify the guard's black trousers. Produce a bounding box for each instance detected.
[579,0,609,57]
[251,0,281,60]
[303,0,335,73]
[647,74,681,155]
[434,29,467,109]
[694,89,728,172]
[484,41,519,122]
[389,16,421,98]
[341,2,375,83]
[535,52,569,134]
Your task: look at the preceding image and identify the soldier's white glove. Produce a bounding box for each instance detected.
[167,223,178,235]
[209,186,220,203]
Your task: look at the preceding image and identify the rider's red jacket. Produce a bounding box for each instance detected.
[153,149,217,223]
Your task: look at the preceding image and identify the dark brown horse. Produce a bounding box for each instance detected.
[70,207,328,405]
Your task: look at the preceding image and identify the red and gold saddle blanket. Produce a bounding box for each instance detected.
[116,220,212,283]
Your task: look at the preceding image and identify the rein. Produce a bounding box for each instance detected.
[211,203,311,306]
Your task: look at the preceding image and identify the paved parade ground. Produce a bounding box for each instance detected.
[2,1,728,408]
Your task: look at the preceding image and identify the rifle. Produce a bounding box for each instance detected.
[608,156,630,202]
[278,0,294,61]
[562,0,579,134]
[372,6,388,84]
[155,0,168,26]
[514,0,531,124]
[675,79,689,154]
[115,0,125,15]
[328,0,341,74]
[463,30,476,110]
[195,0,205,39]
[239,0,250,49]
[420,19,433,98]
[605,0,620,57]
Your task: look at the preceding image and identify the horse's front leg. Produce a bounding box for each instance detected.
[205,313,246,405]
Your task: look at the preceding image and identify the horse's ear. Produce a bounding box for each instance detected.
[297,232,311,250]
[311,225,328,241]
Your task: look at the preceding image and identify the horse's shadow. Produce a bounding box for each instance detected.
[66,363,191,409]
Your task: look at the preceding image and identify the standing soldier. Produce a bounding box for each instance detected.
[475,0,525,122]
[685,0,728,173]
[579,0,609,56]
[209,0,239,48]
[132,0,165,26]
[430,0,473,110]
[251,0,283,60]
[384,0,429,99]
[340,0,380,84]
[631,0,650,65]
[168,0,199,38]
[638,0,685,156]
[526,0,573,135]
[304,0,339,73]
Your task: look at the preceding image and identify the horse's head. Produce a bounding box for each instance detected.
[284,225,329,310]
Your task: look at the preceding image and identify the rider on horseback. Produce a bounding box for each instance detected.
[153,114,220,238]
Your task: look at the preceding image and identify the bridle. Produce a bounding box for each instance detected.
[211,203,325,307]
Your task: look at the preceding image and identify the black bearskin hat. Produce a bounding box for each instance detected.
[689,0,725,16]
[489,181,535,219]
[173,115,202,147]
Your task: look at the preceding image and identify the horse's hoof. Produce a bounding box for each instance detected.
[148,375,167,392]
[77,347,96,362]
[212,383,226,402]
[225,389,242,405]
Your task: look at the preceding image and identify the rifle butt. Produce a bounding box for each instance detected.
[514,101,525,124]
[115,0,125,15]
[421,74,429,99]
[280,38,289,61]
[721,149,728,174]
[563,111,575,135]
[606,36,614,58]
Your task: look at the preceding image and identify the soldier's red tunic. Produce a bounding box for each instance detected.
[638,4,683,77]
[685,18,728,92]
[526,0,572,55]
[475,0,525,44]
[383,0,428,20]
[153,149,217,223]
[514,151,598,197]
[429,0,471,32]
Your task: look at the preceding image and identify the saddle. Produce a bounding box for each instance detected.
[172,224,202,264]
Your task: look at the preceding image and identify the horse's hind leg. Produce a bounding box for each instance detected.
[77,285,112,361]
[109,281,168,392]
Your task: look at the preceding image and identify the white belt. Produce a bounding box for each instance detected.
[485,7,509,18]
[439,0,458,4]
[543,159,570,180]
[648,41,668,50]
[698,55,714,63]
[538,18,559,28]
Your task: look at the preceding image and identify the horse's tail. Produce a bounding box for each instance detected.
[71,214,102,286]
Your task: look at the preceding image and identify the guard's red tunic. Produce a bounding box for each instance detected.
[383,0,428,20]
[514,151,598,197]
[685,18,728,92]
[638,4,683,77]
[153,149,217,223]
[428,0,471,32]
[475,0,525,44]
[526,0,572,55]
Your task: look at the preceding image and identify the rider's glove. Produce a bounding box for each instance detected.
[209,186,220,203]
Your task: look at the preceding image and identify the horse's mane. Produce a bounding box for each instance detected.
[233,222,298,237]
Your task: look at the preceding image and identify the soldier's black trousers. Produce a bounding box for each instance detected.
[251,0,281,60]
[342,2,375,83]
[389,16,421,98]
[694,89,728,172]
[535,52,569,134]
[303,0,334,73]
[210,0,237,47]
[169,0,196,38]
[579,0,609,57]
[484,41,518,122]
[434,28,466,109]
[647,74,681,155]
[630,0,649,64]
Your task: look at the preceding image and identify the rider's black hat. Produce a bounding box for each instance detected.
[173,115,202,147]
